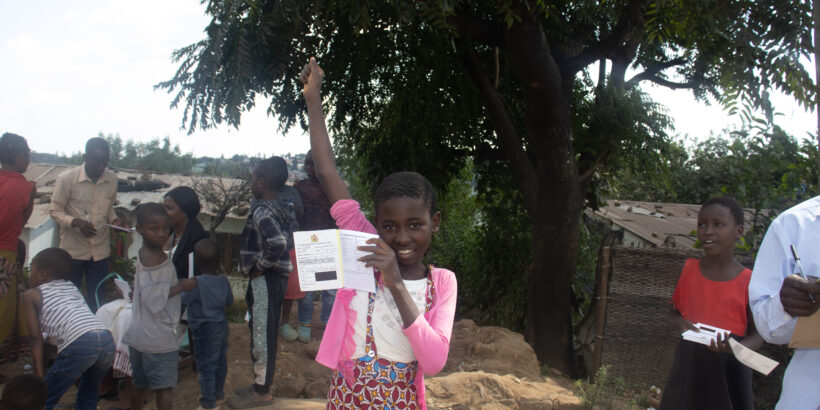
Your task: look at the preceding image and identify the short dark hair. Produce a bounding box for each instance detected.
[701,196,744,226]
[255,157,289,190]
[194,238,219,273]
[373,171,437,216]
[31,248,72,280]
[0,374,46,410]
[135,202,168,226]
[85,137,110,154]
[0,132,30,165]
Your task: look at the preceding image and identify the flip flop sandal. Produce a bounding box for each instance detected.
[226,391,274,409]
[234,385,253,395]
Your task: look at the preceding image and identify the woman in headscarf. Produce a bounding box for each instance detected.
[164,186,210,279]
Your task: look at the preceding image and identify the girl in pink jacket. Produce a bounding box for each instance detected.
[301,58,457,409]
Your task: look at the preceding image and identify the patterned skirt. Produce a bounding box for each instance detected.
[326,356,418,409]
[0,250,26,345]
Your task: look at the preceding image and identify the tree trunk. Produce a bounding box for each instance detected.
[505,11,583,375]
[525,181,582,375]
[459,3,584,373]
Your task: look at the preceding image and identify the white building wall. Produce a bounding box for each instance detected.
[23,219,59,267]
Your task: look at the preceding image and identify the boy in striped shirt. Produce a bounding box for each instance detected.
[22,248,115,410]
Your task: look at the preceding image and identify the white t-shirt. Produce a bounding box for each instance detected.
[349,278,428,363]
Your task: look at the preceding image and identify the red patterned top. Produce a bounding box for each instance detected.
[671,258,752,336]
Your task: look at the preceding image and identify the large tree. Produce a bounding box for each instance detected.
[159,0,814,372]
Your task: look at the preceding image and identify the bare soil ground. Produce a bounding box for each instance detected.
[1,305,580,409]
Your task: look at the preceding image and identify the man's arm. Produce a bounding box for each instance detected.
[49,173,75,228]
[749,222,798,345]
[22,289,44,377]
[50,172,96,237]
[107,173,119,224]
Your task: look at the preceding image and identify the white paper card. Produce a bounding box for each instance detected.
[294,229,379,293]
[107,224,134,232]
[728,338,779,375]
[114,279,131,301]
[681,322,731,346]
[188,252,194,278]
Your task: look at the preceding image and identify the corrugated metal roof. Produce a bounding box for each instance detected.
[590,200,758,250]
[24,163,252,229]
[27,203,53,230]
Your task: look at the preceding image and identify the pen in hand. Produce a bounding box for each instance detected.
[790,244,815,303]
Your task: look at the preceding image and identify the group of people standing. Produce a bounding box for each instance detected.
[0,60,459,410]
[6,56,817,410]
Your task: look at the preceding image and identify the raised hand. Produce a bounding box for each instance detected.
[300,57,324,102]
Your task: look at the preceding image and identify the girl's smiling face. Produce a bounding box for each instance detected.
[697,204,743,256]
[375,196,441,274]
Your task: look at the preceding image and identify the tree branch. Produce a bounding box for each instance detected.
[578,153,608,185]
[448,15,502,47]
[459,43,538,203]
[638,76,697,89]
[626,57,687,85]
[563,0,647,75]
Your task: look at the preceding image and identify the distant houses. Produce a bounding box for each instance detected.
[21,163,265,271]
[587,200,759,250]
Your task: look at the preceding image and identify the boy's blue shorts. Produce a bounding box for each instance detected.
[129,347,179,389]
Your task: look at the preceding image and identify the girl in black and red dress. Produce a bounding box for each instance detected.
[660,197,763,410]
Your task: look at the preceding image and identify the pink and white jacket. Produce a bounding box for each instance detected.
[315,200,457,409]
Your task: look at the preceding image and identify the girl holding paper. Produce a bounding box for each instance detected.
[301,58,457,410]
[660,197,762,410]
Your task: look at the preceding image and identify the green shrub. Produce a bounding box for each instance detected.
[576,366,633,410]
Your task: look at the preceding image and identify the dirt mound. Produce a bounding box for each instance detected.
[427,371,580,409]
[442,319,543,380]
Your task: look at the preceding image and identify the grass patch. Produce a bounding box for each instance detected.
[226,299,248,324]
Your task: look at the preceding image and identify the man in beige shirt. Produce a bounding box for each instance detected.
[50,137,121,312]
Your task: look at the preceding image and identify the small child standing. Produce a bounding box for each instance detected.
[122,203,197,410]
[659,197,762,410]
[182,238,234,410]
[22,247,114,410]
[228,157,297,409]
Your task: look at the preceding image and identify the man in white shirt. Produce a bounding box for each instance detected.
[750,195,820,409]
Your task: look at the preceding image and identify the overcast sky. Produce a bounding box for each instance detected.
[1,0,815,159]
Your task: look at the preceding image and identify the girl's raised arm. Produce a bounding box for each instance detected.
[300,58,351,204]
